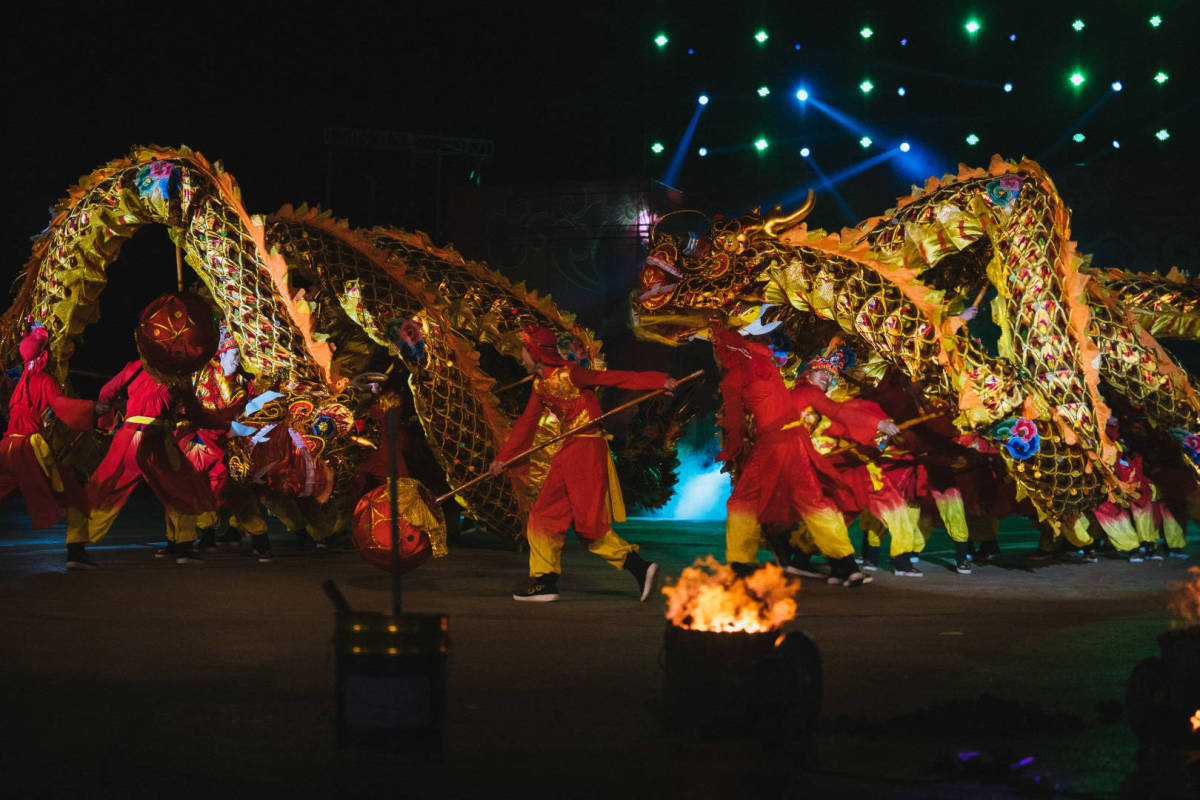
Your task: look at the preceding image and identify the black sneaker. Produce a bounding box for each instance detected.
[251,534,273,563]
[66,543,98,570]
[513,574,560,602]
[1145,545,1164,561]
[953,542,972,574]
[175,541,203,565]
[893,553,923,577]
[195,528,218,551]
[1167,548,1190,559]
[293,530,315,552]
[155,542,177,559]
[1124,549,1145,563]
[216,528,242,546]
[624,552,660,602]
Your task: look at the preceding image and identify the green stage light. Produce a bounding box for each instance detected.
[965,133,980,145]
[755,29,769,44]
[651,142,665,154]
[965,20,980,34]
[860,26,874,39]
[1069,72,1085,87]
[859,79,874,94]
[757,85,770,97]
[1154,71,1169,84]
[1156,129,1170,141]
[1072,133,1086,142]
[755,138,769,151]
[859,136,872,148]
[1150,15,1162,28]
[1072,19,1085,33]
[654,33,668,48]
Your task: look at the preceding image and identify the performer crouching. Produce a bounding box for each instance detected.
[488,326,676,602]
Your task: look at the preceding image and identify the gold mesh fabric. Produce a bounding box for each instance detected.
[628,157,1182,523]
[267,210,532,539]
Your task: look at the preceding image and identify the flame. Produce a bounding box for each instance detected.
[662,556,800,633]
[1167,566,1200,629]
[1191,709,1200,734]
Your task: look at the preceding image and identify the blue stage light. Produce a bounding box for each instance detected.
[897,86,906,96]
[1004,83,1013,93]
[900,38,908,46]
[698,94,709,105]
[687,48,694,55]
[796,88,809,101]
[1111,81,1122,92]
[698,147,708,157]
[859,136,872,148]
[1112,140,1121,149]
[1010,34,1017,41]
[899,142,911,152]
[794,43,802,50]
[800,147,811,157]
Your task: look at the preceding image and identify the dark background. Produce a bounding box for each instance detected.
[2,0,1197,378]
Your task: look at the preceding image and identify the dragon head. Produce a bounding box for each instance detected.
[631,192,815,345]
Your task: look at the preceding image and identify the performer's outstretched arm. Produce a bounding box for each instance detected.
[569,366,675,393]
[492,388,545,468]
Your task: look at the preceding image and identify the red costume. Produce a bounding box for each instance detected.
[499,326,667,594]
[68,360,215,544]
[714,331,876,581]
[499,364,665,540]
[0,327,95,529]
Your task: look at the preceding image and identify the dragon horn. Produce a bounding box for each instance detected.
[763,190,816,237]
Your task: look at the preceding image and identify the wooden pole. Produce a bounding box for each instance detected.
[437,369,705,504]
[175,241,184,293]
[823,409,948,457]
[970,285,989,308]
[494,374,533,393]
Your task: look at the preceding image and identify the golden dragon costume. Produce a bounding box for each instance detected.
[631,155,1200,536]
[0,145,609,553]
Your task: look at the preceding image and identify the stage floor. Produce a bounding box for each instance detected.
[1,491,1196,798]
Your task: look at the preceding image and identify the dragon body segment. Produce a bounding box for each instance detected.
[632,156,1200,523]
[4,146,605,544]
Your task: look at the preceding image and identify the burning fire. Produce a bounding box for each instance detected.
[662,556,800,633]
[1167,567,1200,629]
[1191,709,1200,734]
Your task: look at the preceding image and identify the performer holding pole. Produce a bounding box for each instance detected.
[486,326,679,602]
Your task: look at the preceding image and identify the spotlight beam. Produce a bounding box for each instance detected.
[807,156,860,226]
[663,102,707,186]
[1036,89,1118,161]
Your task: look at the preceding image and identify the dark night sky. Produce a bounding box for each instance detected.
[2,1,1197,374]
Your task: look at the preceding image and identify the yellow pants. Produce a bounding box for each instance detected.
[163,510,199,544]
[1094,512,1138,552]
[932,489,969,543]
[528,527,636,576]
[1161,506,1187,549]
[728,506,852,563]
[859,505,919,557]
